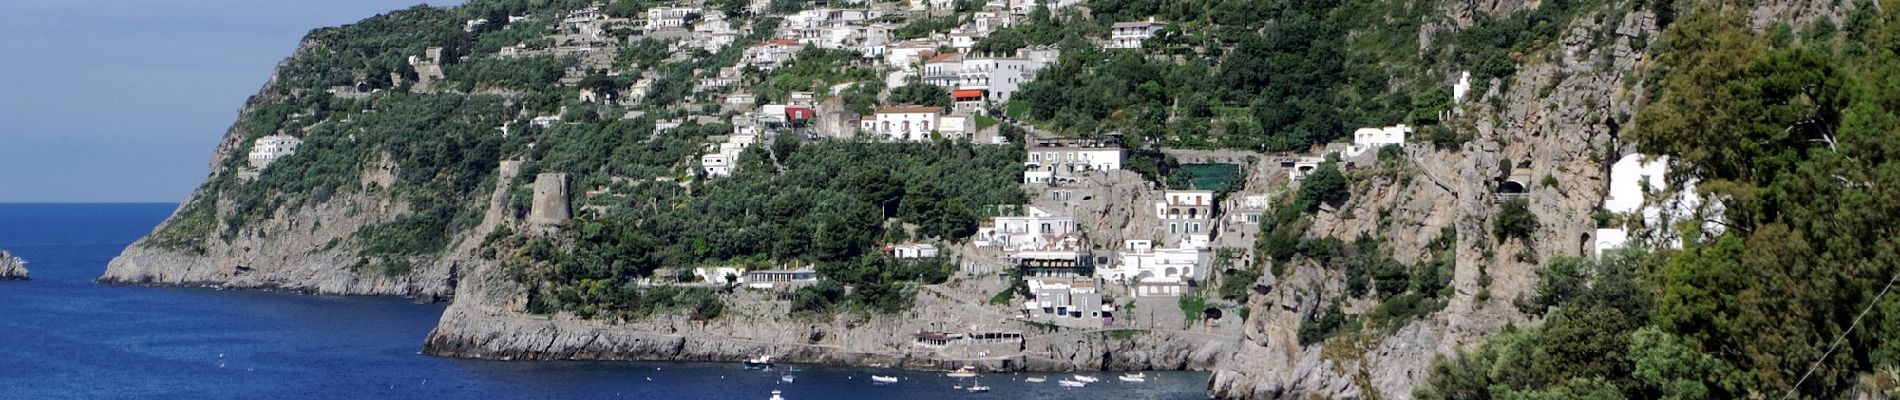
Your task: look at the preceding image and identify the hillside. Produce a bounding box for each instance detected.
[102,0,1900,398]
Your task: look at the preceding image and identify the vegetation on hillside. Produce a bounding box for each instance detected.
[1417,3,1900,398]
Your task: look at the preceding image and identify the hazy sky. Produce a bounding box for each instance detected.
[0,0,463,203]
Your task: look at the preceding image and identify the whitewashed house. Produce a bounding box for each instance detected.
[1156,190,1215,249]
[1109,18,1165,49]
[1107,239,1204,297]
[645,6,697,31]
[248,135,303,169]
[1592,154,1721,258]
[1345,124,1410,157]
[920,47,1058,109]
[860,106,952,141]
[976,206,1076,252]
[884,40,940,69]
[743,39,802,70]
[1024,277,1112,323]
[892,243,940,259]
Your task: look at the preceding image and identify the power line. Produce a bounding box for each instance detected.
[1781,271,1899,400]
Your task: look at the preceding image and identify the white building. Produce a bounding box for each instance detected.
[743,39,802,70]
[1025,147,1123,178]
[248,134,303,169]
[920,48,1059,109]
[646,6,697,31]
[1105,240,1204,294]
[1345,124,1410,157]
[884,40,940,70]
[1592,154,1721,258]
[1226,194,1271,225]
[1024,277,1111,322]
[892,243,940,259]
[784,8,883,30]
[701,128,770,177]
[976,206,1076,252]
[1156,190,1216,249]
[696,67,741,93]
[860,106,952,141]
[1109,18,1165,49]
[691,266,747,285]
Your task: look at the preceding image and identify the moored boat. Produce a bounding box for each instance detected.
[966,379,990,393]
[1072,374,1099,383]
[1118,372,1146,383]
[769,389,786,400]
[1024,376,1047,383]
[1058,379,1087,387]
[744,355,774,370]
[945,365,978,378]
[871,375,900,384]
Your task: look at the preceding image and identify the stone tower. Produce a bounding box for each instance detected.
[528,173,570,227]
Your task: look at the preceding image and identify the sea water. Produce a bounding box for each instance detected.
[0,204,1211,399]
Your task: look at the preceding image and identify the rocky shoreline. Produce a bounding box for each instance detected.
[424,302,1236,373]
[1,250,27,280]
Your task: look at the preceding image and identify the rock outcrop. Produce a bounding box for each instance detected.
[96,39,461,299]
[0,250,27,280]
[1207,3,1665,399]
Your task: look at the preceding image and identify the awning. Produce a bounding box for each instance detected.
[952,89,985,99]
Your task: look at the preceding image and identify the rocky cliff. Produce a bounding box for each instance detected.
[1206,0,1858,398]
[1,250,27,280]
[97,35,465,299]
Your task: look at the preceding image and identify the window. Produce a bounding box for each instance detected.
[1191,223,1200,233]
[1169,223,1178,234]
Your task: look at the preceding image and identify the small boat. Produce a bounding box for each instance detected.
[945,365,979,378]
[966,379,990,393]
[781,374,796,383]
[1072,374,1099,383]
[1058,379,1088,387]
[1024,376,1047,383]
[769,389,786,400]
[745,355,774,370]
[1119,372,1147,383]
[871,375,900,384]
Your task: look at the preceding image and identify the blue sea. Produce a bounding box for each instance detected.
[0,204,1210,399]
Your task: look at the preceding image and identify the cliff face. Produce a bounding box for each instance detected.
[1207,0,1857,398]
[99,191,459,298]
[1208,3,1658,398]
[1,250,27,280]
[96,39,460,299]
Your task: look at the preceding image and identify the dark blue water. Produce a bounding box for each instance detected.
[0,204,1210,399]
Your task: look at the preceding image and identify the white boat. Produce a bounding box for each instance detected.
[945,365,979,378]
[1058,379,1088,387]
[769,389,786,400]
[1024,376,1047,383]
[966,379,990,393]
[745,355,774,369]
[1072,374,1099,383]
[781,374,796,383]
[1118,372,1147,383]
[871,375,900,384]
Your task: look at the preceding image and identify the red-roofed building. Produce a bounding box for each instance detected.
[784,106,815,126]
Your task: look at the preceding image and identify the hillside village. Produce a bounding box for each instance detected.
[110,0,1900,397]
[216,0,1717,364]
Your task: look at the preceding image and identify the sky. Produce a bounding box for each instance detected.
[0,0,463,203]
